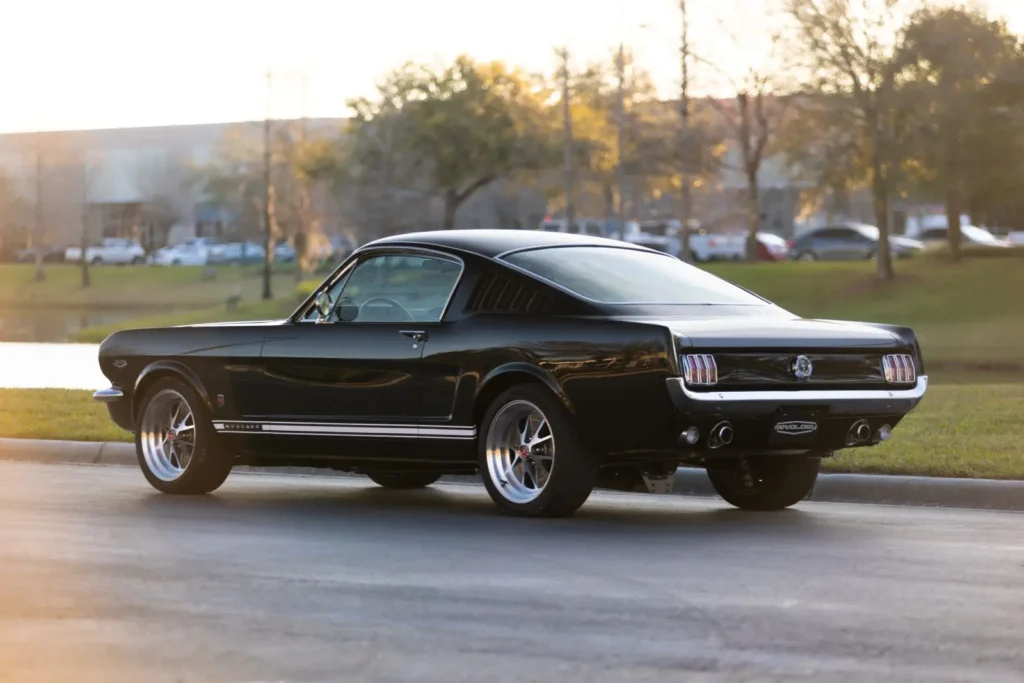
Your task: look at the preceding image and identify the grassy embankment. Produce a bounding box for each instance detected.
[2,256,1021,478]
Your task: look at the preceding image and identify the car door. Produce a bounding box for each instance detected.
[253,249,464,459]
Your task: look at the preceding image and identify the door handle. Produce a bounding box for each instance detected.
[400,330,428,342]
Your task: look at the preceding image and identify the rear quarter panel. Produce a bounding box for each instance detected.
[438,315,678,457]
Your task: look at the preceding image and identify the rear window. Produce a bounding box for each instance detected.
[501,246,767,305]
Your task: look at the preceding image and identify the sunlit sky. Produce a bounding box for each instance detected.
[2,0,1021,134]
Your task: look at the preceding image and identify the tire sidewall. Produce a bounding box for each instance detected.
[134,377,226,494]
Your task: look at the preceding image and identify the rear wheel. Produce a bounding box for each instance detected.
[366,471,441,489]
[135,378,232,494]
[797,251,817,262]
[480,385,598,518]
[706,455,820,511]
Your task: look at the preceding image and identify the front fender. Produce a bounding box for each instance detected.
[134,360,213,411]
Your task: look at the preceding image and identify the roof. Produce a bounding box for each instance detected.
[366,229,646,259]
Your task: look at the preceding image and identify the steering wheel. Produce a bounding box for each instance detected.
[358,296,415,322]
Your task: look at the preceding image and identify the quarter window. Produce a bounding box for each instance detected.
[320,254,462,323]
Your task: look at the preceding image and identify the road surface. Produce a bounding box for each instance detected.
[1,460,1022,683]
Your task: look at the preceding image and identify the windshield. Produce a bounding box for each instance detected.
[501,246,768,305]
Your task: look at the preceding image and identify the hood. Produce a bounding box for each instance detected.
[646,316,902,350]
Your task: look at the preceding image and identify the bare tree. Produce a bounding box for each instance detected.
[32,131,45,282]
[77,151,101,288]
[697,19,794,261]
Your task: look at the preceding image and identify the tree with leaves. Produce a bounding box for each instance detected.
[897,5,1021,258]
[347,56,558,229]
[786,0,915,280]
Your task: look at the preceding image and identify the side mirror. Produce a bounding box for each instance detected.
[314,292,333,320]
[337,298,359,322]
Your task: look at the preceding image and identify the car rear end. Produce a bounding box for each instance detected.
[661,322,927,456]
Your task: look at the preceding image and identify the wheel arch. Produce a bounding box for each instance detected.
[133,360,213,421]
[472,363,572,427]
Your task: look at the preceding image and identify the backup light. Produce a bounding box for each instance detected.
[882,354,917,384]
[682,354,718,386]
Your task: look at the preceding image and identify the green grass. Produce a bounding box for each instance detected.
[2,381,1021,479]
[0,389,131,442]
[705,258,1024,368]
[0,263,299,309]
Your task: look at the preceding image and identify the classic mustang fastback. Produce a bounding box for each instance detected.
[94,229,928,517]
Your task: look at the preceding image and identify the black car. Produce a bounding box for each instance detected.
[94,230,928,517]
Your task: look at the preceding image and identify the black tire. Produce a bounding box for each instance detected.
[479,384,599,518]
[134,377,232,495]
[91,256,102,265]
[706,455,820,511]
[796,251,817,262]
[366,471,441,489]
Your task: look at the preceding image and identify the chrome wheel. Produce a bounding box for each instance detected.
[139,389,196,482]
[484,400,555,504]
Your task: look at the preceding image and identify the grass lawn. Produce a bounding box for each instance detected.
[0,263,301,309]
[2,381,1022,479]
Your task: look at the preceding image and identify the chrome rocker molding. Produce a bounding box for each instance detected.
[211,420,477,440]
[668,375,928,402]
[93,387,124,403]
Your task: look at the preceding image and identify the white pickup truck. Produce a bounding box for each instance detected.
[65,238,147,265]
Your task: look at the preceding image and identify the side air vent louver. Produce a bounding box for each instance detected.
[465,273,551,314]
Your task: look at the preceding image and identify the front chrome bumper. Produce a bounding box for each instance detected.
[667,375,929,403]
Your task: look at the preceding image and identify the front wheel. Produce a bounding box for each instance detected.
[706,455,820,511]
[135,377,232,494]
[366,471,441,489]
[479,385,598,518]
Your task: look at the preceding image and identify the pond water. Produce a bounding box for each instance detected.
[0,342,106,390]
[0,309,141,343]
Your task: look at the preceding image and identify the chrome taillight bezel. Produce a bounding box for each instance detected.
[882,354,917,384]
[681,354,718,386]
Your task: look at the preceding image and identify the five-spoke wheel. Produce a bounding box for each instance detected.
[479,384,598,517]
[135,377,232,494]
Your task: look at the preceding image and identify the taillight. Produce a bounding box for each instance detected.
[681,354,718,385]
[882,354,917,384]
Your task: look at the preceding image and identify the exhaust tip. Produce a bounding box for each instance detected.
[708,421,733,449]
[847,419,871,446]
[877,424,892,442]
[719,425,734,445]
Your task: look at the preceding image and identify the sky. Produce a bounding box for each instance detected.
[1,0,1021,134]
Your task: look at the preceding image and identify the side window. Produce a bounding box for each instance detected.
[335,254,462,324]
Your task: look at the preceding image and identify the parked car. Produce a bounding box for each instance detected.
[626,220,788,262]
[207,241,266,265]
[537,217,608,237]
[917,225,1011,248]
[65,238,146,265]
[93,230,928,518]
[14,245,67,263]
[788,223,924,261]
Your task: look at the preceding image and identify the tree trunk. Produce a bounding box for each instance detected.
[870,156,894,280]
[80,229,90,289]
[944,128,963,261]
[745,171,761,262]
[443,190,458,230]
[33,245,45,282]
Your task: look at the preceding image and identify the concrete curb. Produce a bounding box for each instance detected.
[1,438,1022,512]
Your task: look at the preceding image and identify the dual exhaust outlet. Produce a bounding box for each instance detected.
[679,421,733,449]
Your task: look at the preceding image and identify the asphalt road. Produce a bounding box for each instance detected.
[1,461,1022,683]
